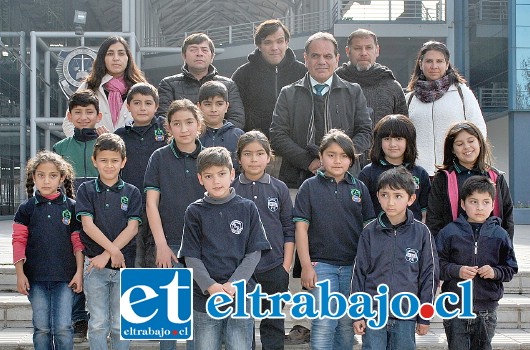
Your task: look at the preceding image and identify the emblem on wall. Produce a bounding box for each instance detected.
[55,47,97,98]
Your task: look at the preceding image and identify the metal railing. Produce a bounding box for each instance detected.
[0,156,21,216]
[340,0,445,22]
[144,10,331,48]
[469,0,508,23]
[478,87,508,109]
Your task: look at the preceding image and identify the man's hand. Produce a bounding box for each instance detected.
[308,159,321,174]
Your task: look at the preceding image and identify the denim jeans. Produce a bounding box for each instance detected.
[362,319,416,350]
[309,262,355,350]
[83,258,129,350]
[71,291,89,324]
[193,310,253,350]
[443,309,497,350]
[254,263,290,350]
[159,249,193,350]
[28,281,74,350]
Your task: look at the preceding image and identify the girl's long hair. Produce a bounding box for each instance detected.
[370,114,417,167]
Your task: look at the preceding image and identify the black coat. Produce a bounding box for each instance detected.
[231,48,306,137]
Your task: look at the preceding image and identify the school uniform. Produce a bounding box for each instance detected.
[199,121,244,172]
[75,178,142,268]
[115,116,167,193]
[426,160,514,239]
[293,170,375,350]
[13,190,81,349]
[115,116,168,268]
[232,173,294,349]
[178,189,270,350]
[143,139,204,249]
[75,178,141,350]
[358,160,431,221]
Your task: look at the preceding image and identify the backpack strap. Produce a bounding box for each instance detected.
[444,170,459,220]
[488,169,500,217]
[456,84,466,119]
[407,92,415,108]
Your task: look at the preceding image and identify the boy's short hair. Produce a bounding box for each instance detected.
[198,81,228,103]
[93,133,126,160]
[377,166,416,197]
[69,89,99,113]
[461,176,495,202]
[126,82,159,105]
[197,147,233,173]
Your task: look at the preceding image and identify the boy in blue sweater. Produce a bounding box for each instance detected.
[178,147,270,350]
[115,82,167,267]
[198,81,244,172]
[352,166,438,349]
[436,176,517,350]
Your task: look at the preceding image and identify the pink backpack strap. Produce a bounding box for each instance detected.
[444,170,459,220]
[488,169,500,217]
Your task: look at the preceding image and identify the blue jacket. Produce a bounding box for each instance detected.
[200,121,244,172]
[436,215,518,311]
[351,209,439,324]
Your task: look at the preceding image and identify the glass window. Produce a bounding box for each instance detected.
[517,49,530,69]
[516,5,530,23]
[516,26,530,47]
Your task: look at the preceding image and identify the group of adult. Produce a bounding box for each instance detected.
[62,20,486,186]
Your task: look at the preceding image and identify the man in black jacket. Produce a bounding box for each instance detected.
[232,19,306,137]
[270,32,372,187]
[157,33,245,129]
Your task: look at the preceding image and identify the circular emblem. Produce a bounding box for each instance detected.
[230,220,243,235]
[55,47,97,98]
[405,248,419,263]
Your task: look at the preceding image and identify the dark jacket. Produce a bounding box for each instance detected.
[231,48,307,136]
[199,121,244,172]
[436,215,517,311]
[157,64,245,129]
[336,62,408,125]
[426,165,514,239]
[270,73,373,188]
[351,210,439,325]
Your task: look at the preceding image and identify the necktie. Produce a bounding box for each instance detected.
[314,84,327,96]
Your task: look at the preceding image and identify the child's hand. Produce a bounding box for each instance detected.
[109,249,125,269]
[478,265,495,279]
[16,273,30,295]
[88,253,110,271]
[459,265,478,280]
[69,272,83,293]
[207,283,225,296]
[416,323,429,335]
[353,320,366,335]
[96,125,109,135]
[222,282,236,297]
[156,243,177,268]
[301,265,317,290]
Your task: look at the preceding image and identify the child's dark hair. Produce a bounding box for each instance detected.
[198,81,228,104]
[236,130,272,160]
[439,121,492,171]
[370,114,417,166]
[93,133,126,160]
[319,129,356,165]
[68,89,100,113]
[197,147,233,173]
[165,99,204,141]
[377,166,416,197]
[460,176,495,202]
[25,150,75,199]
[126,82,159,105]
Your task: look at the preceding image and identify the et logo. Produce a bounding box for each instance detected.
[120,268,193,340]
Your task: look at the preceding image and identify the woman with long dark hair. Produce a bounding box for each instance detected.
[406,41,487,176]
[62,36,146,136]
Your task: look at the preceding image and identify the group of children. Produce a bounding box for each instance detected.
[13,77,518,350]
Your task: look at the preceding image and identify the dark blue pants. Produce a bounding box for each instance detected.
[443,309,497,350]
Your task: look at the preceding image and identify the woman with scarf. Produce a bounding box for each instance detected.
[406,41,486,176]
[62,36,146,137]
